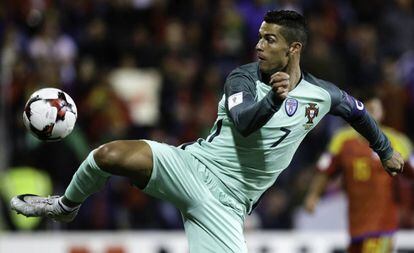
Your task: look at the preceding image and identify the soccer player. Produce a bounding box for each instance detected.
[304,94,413,253]
[11,10,404,252]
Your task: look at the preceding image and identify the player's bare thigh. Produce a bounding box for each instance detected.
[93,140,153,189]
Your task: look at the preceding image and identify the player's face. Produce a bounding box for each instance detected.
[256,22,290,74]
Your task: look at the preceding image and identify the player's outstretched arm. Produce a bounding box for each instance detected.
[324,84,402,175]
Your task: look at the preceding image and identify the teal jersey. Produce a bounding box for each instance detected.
[184,62,392,213]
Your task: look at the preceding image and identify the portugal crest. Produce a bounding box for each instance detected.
[285,98,298,117]
[304,103,319,129]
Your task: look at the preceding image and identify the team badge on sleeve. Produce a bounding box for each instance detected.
[228,92,243,110]
[285,98,298,116]
[303,103,319,130]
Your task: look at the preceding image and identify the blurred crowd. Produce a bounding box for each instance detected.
[1,0,414,231]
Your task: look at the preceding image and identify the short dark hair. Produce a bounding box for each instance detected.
[264,10,308,49]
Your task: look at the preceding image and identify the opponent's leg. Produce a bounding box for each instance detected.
[11,140,153,222]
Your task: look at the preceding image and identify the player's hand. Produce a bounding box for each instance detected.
[270,72,290,100]
[382,151,404,177]
[304,195,318,214]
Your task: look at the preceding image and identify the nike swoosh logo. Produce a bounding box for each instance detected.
[17,194,38,202]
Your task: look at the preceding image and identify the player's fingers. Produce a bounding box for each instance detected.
[399,160,404,173]
[394,163,404,173]
[270,76,290,83]
[278,92,289,100]
[386,166,402,177]
[391,162,404,174]
[276,86,287,93]
[271,80,289,88]
[275,87,288,98]
[270,72,290,84]
[272,85,288,97]
[271,71,290,80]
[272,80,289,91]
[385,169,397,177]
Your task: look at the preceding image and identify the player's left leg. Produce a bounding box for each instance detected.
[62,140,153,206]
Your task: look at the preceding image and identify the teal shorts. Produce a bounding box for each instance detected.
[140,140,247,253]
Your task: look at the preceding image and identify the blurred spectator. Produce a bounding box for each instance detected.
[194,66,223,138]
[376,57,409,132]
[211,0,247,75]
[379,0,414,57]
[109,55,161,128]
[28,14,78,87]
[344,24,381,88]
[80,73,131,144]
[79,18,115,68]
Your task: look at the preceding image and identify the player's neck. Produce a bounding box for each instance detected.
[284,64,302,91]
[260,62,302,89]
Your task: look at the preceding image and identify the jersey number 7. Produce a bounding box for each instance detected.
[271,127,291,147]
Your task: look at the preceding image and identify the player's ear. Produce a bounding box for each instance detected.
[290,42,303,54]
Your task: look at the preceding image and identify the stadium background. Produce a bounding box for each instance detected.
[0,0,414,252]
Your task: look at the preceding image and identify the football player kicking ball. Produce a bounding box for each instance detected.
[11,10,404,253]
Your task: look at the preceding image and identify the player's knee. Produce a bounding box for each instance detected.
[94,141,125,169]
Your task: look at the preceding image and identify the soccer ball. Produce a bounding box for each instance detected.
[23,88,77,141]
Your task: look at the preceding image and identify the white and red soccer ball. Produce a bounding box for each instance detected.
[23,88,77,141]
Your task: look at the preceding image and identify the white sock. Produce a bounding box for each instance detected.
[58,197,80,213]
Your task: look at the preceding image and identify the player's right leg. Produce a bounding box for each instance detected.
[10,140,153,222]
[182,196,247,253]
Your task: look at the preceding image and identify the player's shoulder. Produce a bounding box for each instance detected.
[303,72,341,96]
[227,62,259,79]
[225,62,260,93]
[328,126,360,154]
[302,72,351,110]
